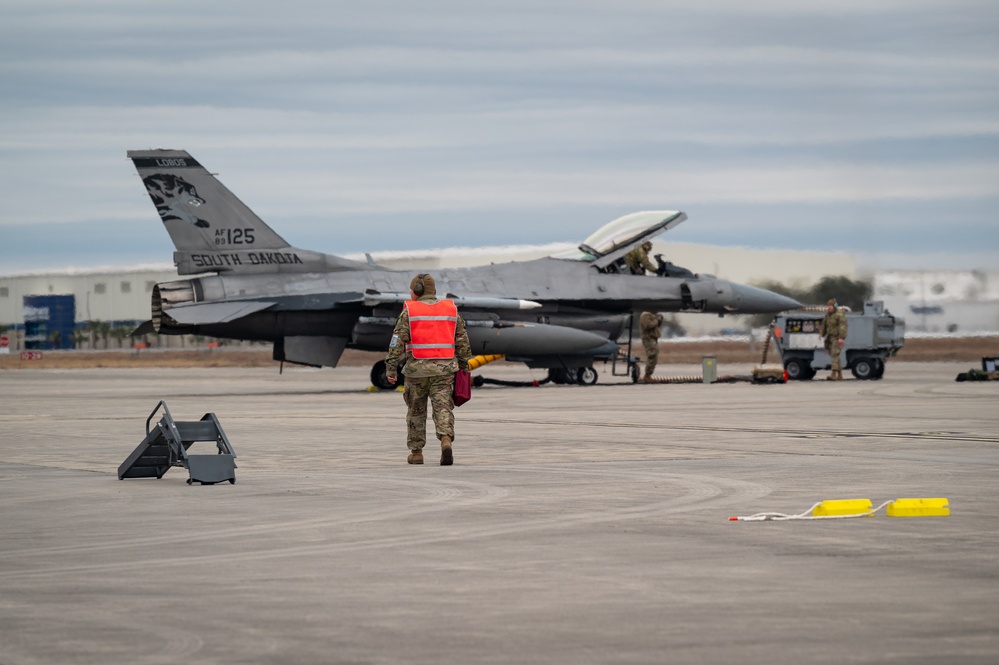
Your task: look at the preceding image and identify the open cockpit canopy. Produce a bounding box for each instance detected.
[554,211,687,267]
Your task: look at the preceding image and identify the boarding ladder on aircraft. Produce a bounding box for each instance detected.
[118,400,237,485]
[606,313,641,383]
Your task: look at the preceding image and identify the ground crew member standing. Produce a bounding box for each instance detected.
[639,311,664,383]
[625,241,657,275]
[819,298,848,381]
[386,274,472,465]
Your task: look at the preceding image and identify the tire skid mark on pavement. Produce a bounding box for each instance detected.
[466,417,999,445]
[0,603,207,664]
[0,475,511,563]
[0,468,767,581]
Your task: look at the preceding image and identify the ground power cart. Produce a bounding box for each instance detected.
[771,301,905,380]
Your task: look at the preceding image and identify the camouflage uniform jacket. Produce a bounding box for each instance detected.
[624,246,657,274]
[385,296,472,379]
[819,308,848,342]
[639,311,663,339]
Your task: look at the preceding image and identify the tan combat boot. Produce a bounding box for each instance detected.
[833,370,844,381]
[640,372,654,384]
[440,436,453,466]
[407,449,424,465]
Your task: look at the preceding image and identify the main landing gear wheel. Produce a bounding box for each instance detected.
[576,366,598,386]
[547,368,575,384]
[371,360,404,390]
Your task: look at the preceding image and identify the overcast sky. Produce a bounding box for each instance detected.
[2,0,997,274]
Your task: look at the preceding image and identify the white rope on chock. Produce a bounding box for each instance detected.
[729,500,895,522]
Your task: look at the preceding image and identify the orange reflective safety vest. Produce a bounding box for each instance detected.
[404,299,458,359]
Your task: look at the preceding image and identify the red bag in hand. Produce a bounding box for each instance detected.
[453,369,472,407]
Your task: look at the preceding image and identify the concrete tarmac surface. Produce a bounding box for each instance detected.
[1,362,997,664]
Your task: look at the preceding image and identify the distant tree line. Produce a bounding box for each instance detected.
[748,275,873,327]
[0,319,246,351]
[71,321,234,350]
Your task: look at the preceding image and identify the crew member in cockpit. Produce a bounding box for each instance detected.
[625,241,656,275]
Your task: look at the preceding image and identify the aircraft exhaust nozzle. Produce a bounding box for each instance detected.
[151,281,197,333]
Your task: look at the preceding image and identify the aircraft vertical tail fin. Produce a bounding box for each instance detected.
[128,149,364,275]
[128,149,288,250]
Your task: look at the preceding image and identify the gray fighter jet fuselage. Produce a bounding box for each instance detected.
[128,149,800,386]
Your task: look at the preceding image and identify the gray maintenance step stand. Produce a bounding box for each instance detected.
[118,400,237,485]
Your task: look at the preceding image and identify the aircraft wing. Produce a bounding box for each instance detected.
[164,300,277,325]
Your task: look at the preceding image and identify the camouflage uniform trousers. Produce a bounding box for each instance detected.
[403,374,456,451]
[824,337,843,372]
[642,335,659,375]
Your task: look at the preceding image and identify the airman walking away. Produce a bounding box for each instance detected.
[625,241,657,275]
[819,298,848,380]
[386,274,473,465]
[639,311,664,383]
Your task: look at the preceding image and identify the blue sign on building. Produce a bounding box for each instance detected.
[23,295,76,350]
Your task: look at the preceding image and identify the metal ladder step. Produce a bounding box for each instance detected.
[118,401,237,485]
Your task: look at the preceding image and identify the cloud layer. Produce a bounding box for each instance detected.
[1,0,997,271]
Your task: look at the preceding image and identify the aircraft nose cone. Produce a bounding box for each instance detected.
[729,283,801,313]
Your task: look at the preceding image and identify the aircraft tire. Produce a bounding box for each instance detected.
[576,366,598,386]
[548,368,572,384]
[371,360,404,390]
